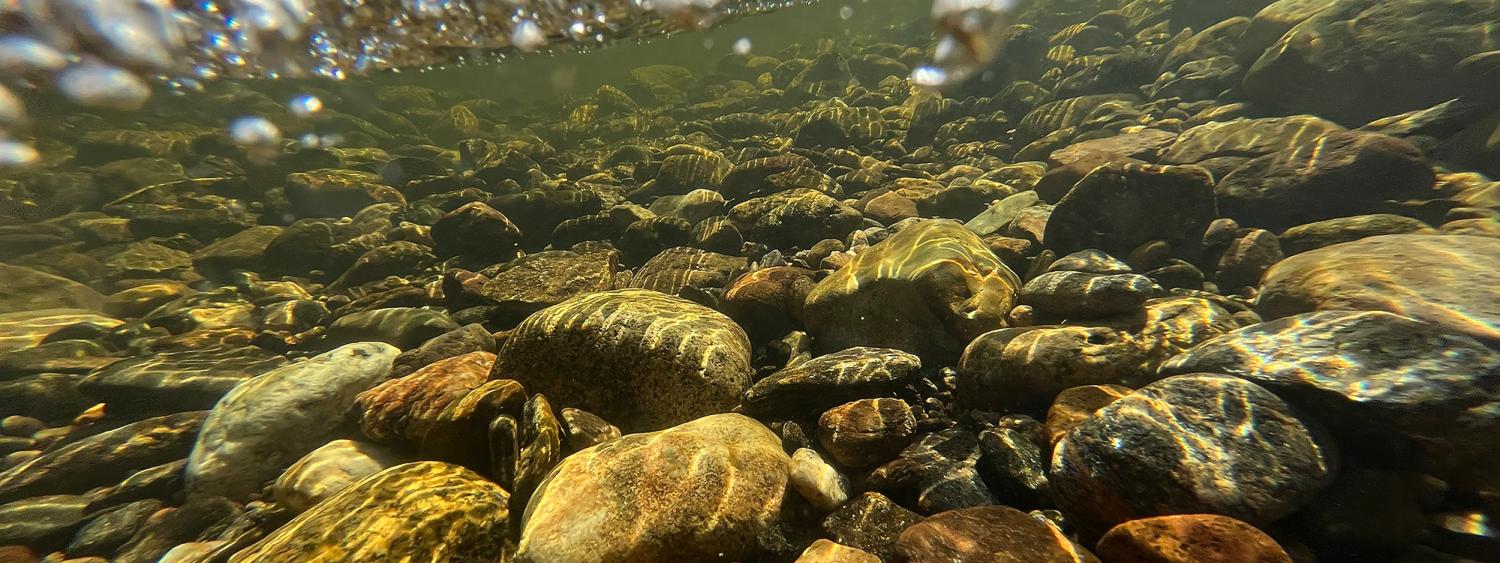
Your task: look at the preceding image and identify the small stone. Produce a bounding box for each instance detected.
[323,307,459,349]
[1044,385,1132,446]
[794,539,881,563]
[1047,249,1132,274]
[431,202,522,260]
[388,323,495,379]
[356,351,494,444]
[790,448,850,511]
[272,439,407,513]
[0,416,44,437]
[1019,271,1154,318]
[816,398,917,469]
[0,412,204,503]
[743,347,921,419]
[722,266,816,340]
[1095,514,1291,563]
[1278,214,1434,255]
[559,407,620,450]
[871,428,997,514]
[1043,162,1216,257]
[895,505,1099,563]
[863,191,919,225]
[0,495,89,550]
[65,498,162,557]
[977,428,1049,508]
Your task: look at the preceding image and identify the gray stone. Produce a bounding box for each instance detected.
[1019,271,1154,318]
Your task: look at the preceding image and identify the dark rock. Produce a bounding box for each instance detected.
[356,351,493,444]
[65,499,162,557]
[822,492,924,561]
[560,407,620,451]
[430,202,522,261]
[328,241,437,290]
[389,323,495,378]
[816,398,917,469]
[283,169,404,218]
[0,495,89,550]
[1051,374,1336,534]
[1043,384,1132,446]
[78,345,287,414]
[894,505,1099,563]
[1043,162,1216,257]
[728,188,863,250]
[1047,249,1132,275]
[977,428,1050,508]
[870,428,998,514]
[191,226,282,280]
[1278,214,1435,255]
[743,347,921,419]
[476,250,617,326]
[323,308,458,349]
[721,266,816,340]
[1019,271,1154,318]
[1214,229,1283,289]
[0,265,105,314]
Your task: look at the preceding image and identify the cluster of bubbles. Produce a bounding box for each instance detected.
[0,0,1018,167]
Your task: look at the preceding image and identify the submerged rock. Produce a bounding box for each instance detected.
[894,505,1099,563]
[0,411,205,503]
[1095,514,1291,563]
[492,289,752,432]
[743,347,920,419]
[272,439,407,513]
[516,414,788,563]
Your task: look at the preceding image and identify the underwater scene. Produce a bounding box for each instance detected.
[1,0,1499,561]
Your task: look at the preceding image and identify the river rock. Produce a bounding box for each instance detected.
[476,249,618,325]
[0,411,204,503]
[191,226,282,281]
[1043,162,1216,257]
[492,289,751,432]
[1047,249,1133,275]
[272,439,407,513]
[1159,116,1345,166]
[795,539,881,563]
[356,351,493,444]
[0,265,104,315]
[894,505,1099,563]
[186,342,398,500]
[805,219,1020,361]
[1095,514,1292,563]
[323,307,459,349]
[65,498,162,557]
[0,495,89,550]
[627,246,748,296]
[790,448,850,511]
[743,347,921,419]
[1044,384,1133,445]
[1019,271,1154,318]
[430,202,522,261]
[1256,234,1500,342]
[1161,310,1500,492]
[515,413,789,563]
[283,169,404,218]
[78,345,287,414]
[232,462,511,562]
[1051,374,1336,534]
[388,323,495,378]
[816,398,917,468]
[822,492,924,561]
[728,188,863,250]
[721,265,816,339]
[870,428,998,514]
[1278,214,1434,255]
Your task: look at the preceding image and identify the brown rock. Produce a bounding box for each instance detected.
[1095,514,1291,563]
[895,505,1100,562]
[863,191,919,225]
[356,351,495,444]
[795,539,881,563]
[816,398,917,468]
[722,266,817,339]
[1044,385,1133,445]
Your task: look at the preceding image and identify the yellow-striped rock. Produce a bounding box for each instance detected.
[516,414,788,563]
[232,462,510,562]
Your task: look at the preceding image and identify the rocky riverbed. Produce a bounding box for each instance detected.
[1,0,1499,561]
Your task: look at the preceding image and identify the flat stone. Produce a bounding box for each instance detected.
[492,289,752,432]
[477,250,617,326]
[78,345,287,414]
[1279,215,1434,255]
[356,351,493,444]
[1019,271,1154,318]
[963,191,1040,237]
[0,265,105,315]
[795,539,881,563]
[388,323,495,379]
[1043,162,1216,257]
[272,439,407,513]
[516,414,789,563]
[870,428,998,514]
[744,347,920,419]
[895,505,1099,563]
[0,309,122,356]
[0,411,204,503]
[1051,374,1336,534]
[1256,234,1500,343]
[232,462,510,562]
[66,498,162,557]
[0,495,90,550]
[323,307,460,350]
[186,342,398,500]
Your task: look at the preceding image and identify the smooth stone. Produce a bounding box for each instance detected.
[231,462,510,562]
[728,188,864,250]
[1256,234,1500,343]
[822,492,924,561]
[1161,310,1500,492]
[895,505,1099,563]
[430,201,522,260]
[1051,374,1336,534]
[190,226,282,281]
[272,439,407,514]
[492,289,752,432]
[82,460,186,513]
[804,219,1021,362]
[323,307,460,350]
[65,498,162,557]
[0,264,105,314]
[1214,229,1284,289]
[356,351,494,444]
[1042,162,1216,257]
[977,428,1050,508]
[560,408,621,451]
[743,347,920,419]
[388,323,495,379]
[721,266,817,340]
[0,411,204,503]
[1095,514,1291,563]
[77,345,287,414]
[0,495,89,549]
[790,448,851,511]
[186,342,398,500]
[964,191,1042,237]
[476,250,617,325]
[1044,385,1133,445]
[516,414,789,563]
[794,539,881,563]
[1047,249,1133,275]
[0,309,120,356]
[626,246,748,296]
[1159,116,1345,165]
[816,398,917,469]
[1279,214,1434,255]
[1019,271,1154,318]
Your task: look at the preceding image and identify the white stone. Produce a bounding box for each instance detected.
[789,448,850,511]
[273,439,406,513]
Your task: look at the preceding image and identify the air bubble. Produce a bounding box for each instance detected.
[839,6,854,19]
[229,116,281,147]
[910,65,948,88]
[0,141,39,168]
[510,20,547,52]
[289,94,323,116]
[733,37,752,55]
[55,62,152,111]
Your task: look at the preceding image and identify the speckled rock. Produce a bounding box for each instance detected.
[273,439,407,513]
[1256,234,1500,342]
[232,462,510,562]
[1051,374,1336,534]
[388,323,495,378]
[356,351,494,444]
[895,505,1099,563]
[0,411,204,503]
[743,347,920,419]
[1161,310,1500,493]
[1043,162,1216,257]
[516,414,789,563]
[816,398,917,468]
[959,297,1242,410]
[728,188,863,249]
[790,448,850,511]
[1095,514,1291,563]
[1019,271,1154,318]
[492,289,752,432]
[804,220,1021,361]
[626,246,748,296]
[186,342,398,500]
[795,539,881,563]
[822,492,923,561]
